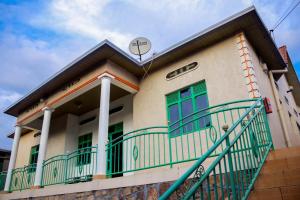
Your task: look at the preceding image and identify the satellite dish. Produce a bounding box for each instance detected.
[129,37,151,61]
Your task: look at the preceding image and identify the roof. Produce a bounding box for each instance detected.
[4,6,286,117]
[278,46,300,106]
[0,148,11,154]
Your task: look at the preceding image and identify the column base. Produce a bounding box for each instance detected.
[31,185,41,190]
[93,174,107,180]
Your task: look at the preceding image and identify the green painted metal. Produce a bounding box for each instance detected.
[7,98,272,194]
[105,99,261,177]
[106,126,169,176]
[9,164,36,192]
[159,98,273,200]
[42,146,97,186]
[0,171,6,191]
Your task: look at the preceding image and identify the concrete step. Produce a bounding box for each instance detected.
[249,147,300,199]
[260,157,300,174]
[249,188,282,200]
[249,185,300,200]
[266,147,300,161]
[254,168,300,189]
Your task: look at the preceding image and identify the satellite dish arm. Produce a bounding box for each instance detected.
[136,40,142,61]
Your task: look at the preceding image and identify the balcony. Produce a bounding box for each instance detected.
[2,99,269,193]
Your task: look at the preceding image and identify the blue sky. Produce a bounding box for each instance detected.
[0,0,299,150]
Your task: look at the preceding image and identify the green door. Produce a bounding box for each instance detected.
[107,122,123,177]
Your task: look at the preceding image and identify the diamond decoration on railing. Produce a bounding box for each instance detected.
[133,145,139,161]
[209,126,217,143]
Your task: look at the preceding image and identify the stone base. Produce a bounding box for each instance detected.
[30,186,41,190]
[93,175,107,180]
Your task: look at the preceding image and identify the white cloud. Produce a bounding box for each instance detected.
[0,89,21,150]
[0,31,93,92]
[32,0,133,49]
[0,90,22,112]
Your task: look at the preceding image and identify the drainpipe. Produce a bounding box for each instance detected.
[268,69,291,147]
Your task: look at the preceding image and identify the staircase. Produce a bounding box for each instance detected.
[160,98,274,200]
[160,98,300,200]
[249,147,300,200]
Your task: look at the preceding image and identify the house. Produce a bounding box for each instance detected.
[1,6,299,199]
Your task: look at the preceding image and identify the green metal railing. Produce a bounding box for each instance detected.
[42,146,97,186]
[160,98,273,199]
[0,171,7,191]
[6,98,272,194]
[106,99,261,176]
[168,99,260,166]
[106,126,169,176]
[9,164,36,192]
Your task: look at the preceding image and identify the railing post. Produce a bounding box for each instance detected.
[168,132,173,168]
[261,104,274,150]
[64,156,68,184]
[226,136,237,200]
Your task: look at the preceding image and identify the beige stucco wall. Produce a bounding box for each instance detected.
[15,115,67,168]
[15,130,40,168]
[276,75,300,146]
[244,36,298,148]
[133,35,249,129]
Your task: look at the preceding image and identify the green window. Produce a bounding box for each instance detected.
[28,145,39,172]
[78,133,92,165]
[29,145,39,165]
[166,81,210,137]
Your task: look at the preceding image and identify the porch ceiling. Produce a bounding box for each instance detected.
[52,84,129,118]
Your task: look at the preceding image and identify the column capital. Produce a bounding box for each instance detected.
[97,72,115,80]
[42,107,55,112]
[15,124,23,128]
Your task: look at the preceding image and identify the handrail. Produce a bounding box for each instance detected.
[169,98,258,127]
[169,105,258,133]
[160,98,264,199]
[107,126,168,146]
[42,146,97,186]
[184,105,264,198]
[43,146,97,164]
[107,131,168,149]
[10,163,36,172]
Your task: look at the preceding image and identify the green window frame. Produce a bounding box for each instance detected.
[166,81,211,137]
[77,133,92,165]
[28,145,39,172]
[29,145,39,165]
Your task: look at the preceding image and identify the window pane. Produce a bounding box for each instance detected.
[181,99,194,132]
[169,104,180,136]
[195,95,210,128]
[180,88,191,98]
[78,133,92,165]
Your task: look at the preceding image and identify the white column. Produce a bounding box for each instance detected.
[34,107,53,187]
[4,125,22,192]
[96,76,111,177]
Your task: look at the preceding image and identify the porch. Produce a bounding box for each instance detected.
[1,98,270,193]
